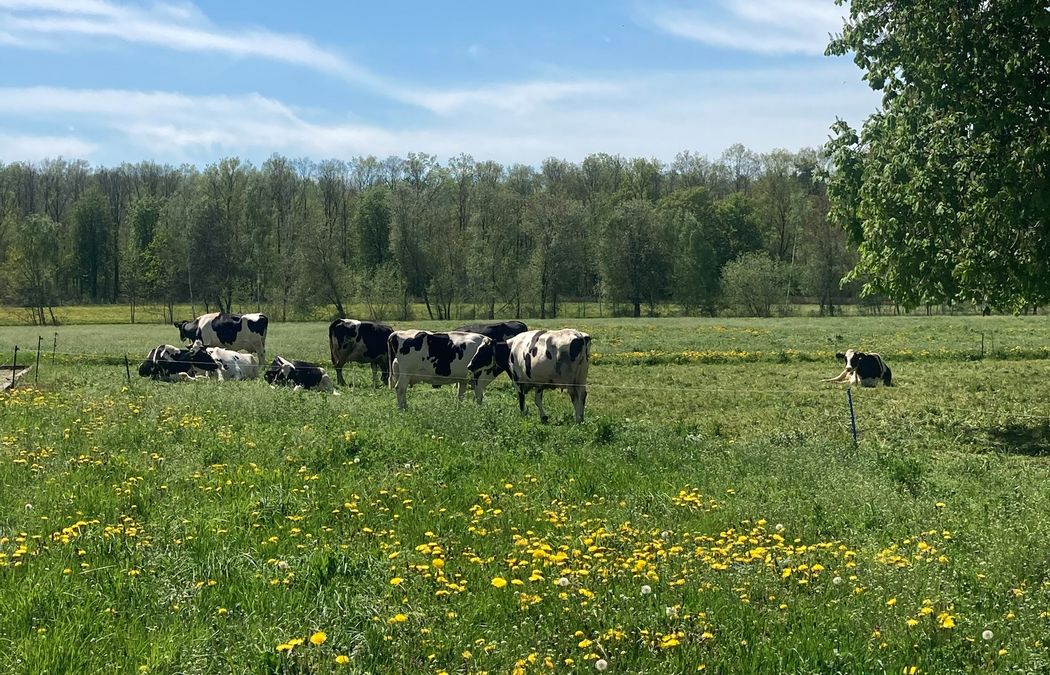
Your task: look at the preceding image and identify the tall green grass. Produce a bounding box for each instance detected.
[0,317,1048,673]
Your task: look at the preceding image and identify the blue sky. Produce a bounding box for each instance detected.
[0,0,880,166]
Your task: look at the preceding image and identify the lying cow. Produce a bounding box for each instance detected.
[468,328,591,423]
[175,312,268,363]
[138,344,218,381]
[198,343,259,381]
[453,320,528,342]
[264,356,335,393]
[329,319,394,387]
[387,330,499,410]
[823,349,893,387]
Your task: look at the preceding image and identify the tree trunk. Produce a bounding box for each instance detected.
[633,300,641,318]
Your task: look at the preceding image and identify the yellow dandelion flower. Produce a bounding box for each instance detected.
[578,638,593,648]
[389,577,403,586]
[388,614,407,624]
[217,607,228,616]
[491,577,508,589]
[887,598,897,607]
[335,655,350,665]
[310,631,327,646]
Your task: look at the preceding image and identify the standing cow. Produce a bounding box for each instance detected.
[453,320,528,342]
[468,328,592,423]
[329,319,394,387]
[387,330,499,410]
[175,312,268,364]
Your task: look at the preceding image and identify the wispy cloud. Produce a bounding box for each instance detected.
[0,131,97,161]
[0,68,877,164]
[0,0,617,115]
[643,0,846,56]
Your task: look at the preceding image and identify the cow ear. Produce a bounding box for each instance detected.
[835,352,845,361]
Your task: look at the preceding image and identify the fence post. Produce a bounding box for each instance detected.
[124,353,131,382]
[52,332,58,364]
[980,332,985,359]
[847,387,858,444]
[10,345,18,391]
[36,336,42,385]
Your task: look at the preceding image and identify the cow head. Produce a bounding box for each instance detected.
[467,338,511,380]
[185,341,220,374]
[264,357,292,385]
[837,349,864,371]
[174,320,199,343]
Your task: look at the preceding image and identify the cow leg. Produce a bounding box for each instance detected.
[535,389,548,423]
[370,362,380,388]
[822,369,849,383]
[473,379,485,405]
[570,385,587,423]
[335,365,346,387]
[517,386,527,415]
[457,381,467,402]
[396,381,408,411]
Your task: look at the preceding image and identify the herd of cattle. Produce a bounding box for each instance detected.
[138,313,593,422]
[138,312,893,424]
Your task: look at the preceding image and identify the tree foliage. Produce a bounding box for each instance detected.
[826,0,1050,311]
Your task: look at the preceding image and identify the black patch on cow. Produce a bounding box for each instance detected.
[246,314,268,336]
[569,336,588,363]
[454,321,528,342]
[424,333,466,377]
[846,351,889,384]
[882,365,893,386]
[139,344,214,379]
[210,313,244,345]
[398,333,426,355]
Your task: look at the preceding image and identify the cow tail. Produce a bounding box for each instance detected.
[387,337,399,390]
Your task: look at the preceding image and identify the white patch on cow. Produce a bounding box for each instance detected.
[204,346,259,381]
[388,330,496,411]
[504,328,591,423]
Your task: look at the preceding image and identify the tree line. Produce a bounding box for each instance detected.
[0,146,860,324]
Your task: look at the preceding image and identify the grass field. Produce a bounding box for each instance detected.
[1,316,1049,673]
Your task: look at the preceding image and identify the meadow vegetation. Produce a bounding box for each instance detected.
[1,316,1048,673]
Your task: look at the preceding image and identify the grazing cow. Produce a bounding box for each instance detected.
[387,330,498,410]
[468,328,591,423]
[823,349,893,387]
[264,356,335,393]
[200,344,259,381]
[329,319,394,386]
[453,320,529,343]
[138,344,219,381]
[174,312,268,363]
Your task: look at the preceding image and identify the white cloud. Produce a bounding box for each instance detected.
[0,68,878,164]
[0,131,98,161]
[644,0,846,56]
[0,0,614,115]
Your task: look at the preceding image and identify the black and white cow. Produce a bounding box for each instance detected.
[468,328,592,423]
[329,319,394,386]
[453,320,529,343]
[387,330,499,410]
[200,344,259,381]
[823,349,893,387]
[174,312,268,363]
[138,344,219,381]
[264,356,335,393]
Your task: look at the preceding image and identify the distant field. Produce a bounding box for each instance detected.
[1,317,1049,673]
[0,300,1005,327]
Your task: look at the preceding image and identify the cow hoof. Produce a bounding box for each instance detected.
[539,415,549,424]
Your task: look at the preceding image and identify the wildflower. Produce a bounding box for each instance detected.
[491,577,508,589]
[432,558,444,568]
[388,614,407,624]
[389,577,403,586]
[217,607,228,616]
[578,639,593,648]
[641,585,652,595]
[832,576,843,585]
[982,630,994,641]
[335,655,350,665]
[906,619,919,627]
[700,631,715,640]
[937,612,956,629]
[887,598,897,607]
[310,631,327,646]
[558,577,570,587]
[998,649,1007,656]
[595,659,609,671]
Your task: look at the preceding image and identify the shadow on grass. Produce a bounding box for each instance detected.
[981,421,1050,456]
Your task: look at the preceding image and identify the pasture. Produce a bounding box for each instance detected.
[1,316,1049,674]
